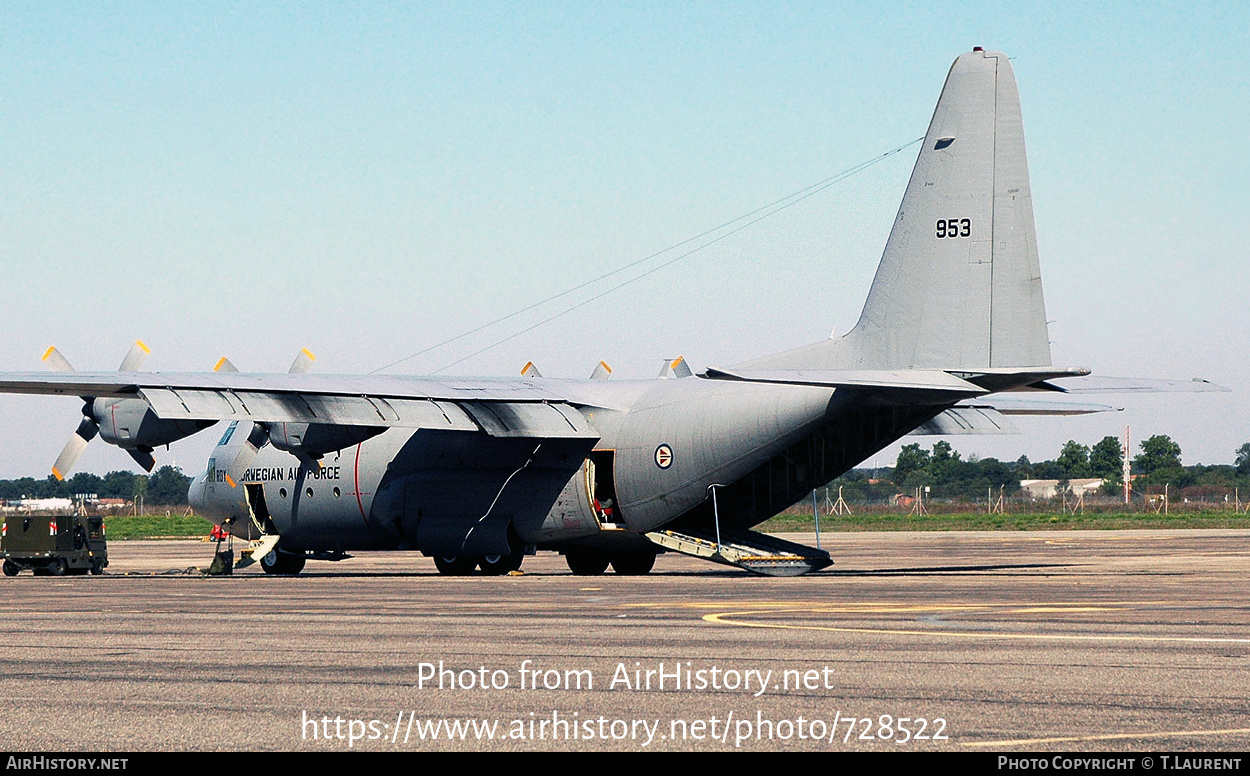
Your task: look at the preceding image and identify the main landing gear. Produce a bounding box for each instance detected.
[259,549,307,575]
[563,549,656,576]
[433,554,525,576]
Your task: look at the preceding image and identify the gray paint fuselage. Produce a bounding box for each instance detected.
[189,376,838,553]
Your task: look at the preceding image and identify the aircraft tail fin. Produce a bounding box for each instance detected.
[744,49,1051,371]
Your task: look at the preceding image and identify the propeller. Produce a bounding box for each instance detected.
[46,341,153,480]
[219,350,320,487]
[657,356,692,379]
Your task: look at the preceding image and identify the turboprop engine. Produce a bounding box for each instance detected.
[84,396,216,456]
[45,341,217,477]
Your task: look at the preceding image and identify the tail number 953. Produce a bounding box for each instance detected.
[935,218,971,238]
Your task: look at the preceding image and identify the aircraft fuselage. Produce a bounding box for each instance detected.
[189,376,843,557]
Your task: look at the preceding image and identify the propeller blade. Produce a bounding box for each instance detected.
[127,449,157,472]
[41,346,75,373]
[50,416,101,481]
[223,424,270,488]
[590,361,612,380]
[289,349,316,374]
[657,357,692,379]
[51,434,90,481]
[117,341,151,372]
[214,357,239,373]
[521,361,542,378]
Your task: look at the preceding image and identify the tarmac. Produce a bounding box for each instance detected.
[2,530,1249,752]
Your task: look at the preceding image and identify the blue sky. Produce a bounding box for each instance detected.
[2,2,1247,478]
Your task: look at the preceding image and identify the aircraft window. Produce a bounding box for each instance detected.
[306,487,314,498]
[217,423,238,447]
[279,488,287,498]
[333,487,341,498]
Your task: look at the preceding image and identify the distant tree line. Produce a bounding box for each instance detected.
[825,436,1250,502]
[0,466,192,506]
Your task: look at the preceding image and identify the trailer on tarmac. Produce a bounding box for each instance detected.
[1,514,108,576]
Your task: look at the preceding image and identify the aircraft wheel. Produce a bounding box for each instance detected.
[261,550,306,575]
[280,552,306,575]
[433,556,478,576]
[48,558,68,577]
[610,551,656,576]
[565,550,609,576]
[2,560,20,577]
[479,554,524,575]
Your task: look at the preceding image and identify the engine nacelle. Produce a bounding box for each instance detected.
[91,398,216,451]
[267,422,386,460]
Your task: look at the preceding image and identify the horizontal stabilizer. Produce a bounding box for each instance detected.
[960,397,1119,416]
[1037,376,1229,394]
[703,367,987,395]
[910,407,1019,435]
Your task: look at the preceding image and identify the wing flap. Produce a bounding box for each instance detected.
[141,387,543,432]
[460,401,598,439]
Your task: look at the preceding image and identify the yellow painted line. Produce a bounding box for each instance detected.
[624,600,1167,610]
[1004,607,1119,613]
[213,356,229,372]
[135,340,150,354]
[963,727,1250,748]
[301,348,315,361]
[41,346,57,362]
[701,609,1250,645]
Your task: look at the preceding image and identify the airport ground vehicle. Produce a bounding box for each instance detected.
[1,514,108,576]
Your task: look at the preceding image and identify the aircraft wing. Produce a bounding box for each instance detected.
[0,371,598,438]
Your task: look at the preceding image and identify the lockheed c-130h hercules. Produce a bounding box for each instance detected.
[0,49,1223,577]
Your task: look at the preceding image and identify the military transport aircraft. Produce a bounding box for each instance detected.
[0,49,1223,577]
